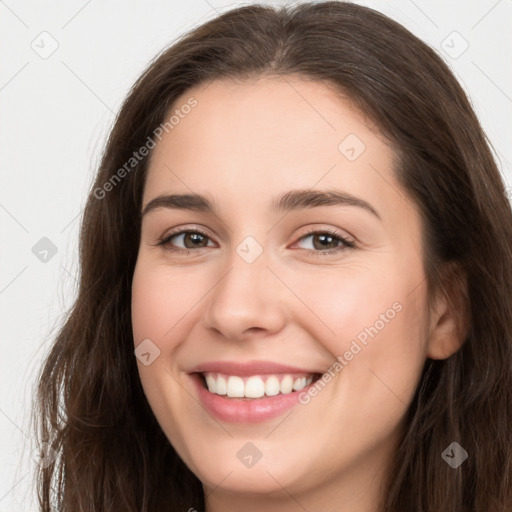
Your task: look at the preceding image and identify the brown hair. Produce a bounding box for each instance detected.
[32,1,512,510]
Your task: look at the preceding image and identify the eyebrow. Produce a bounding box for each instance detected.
[141,189,381,220]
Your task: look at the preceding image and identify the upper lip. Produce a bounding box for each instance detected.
[188,360,322,376]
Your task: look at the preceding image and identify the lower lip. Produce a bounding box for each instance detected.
[190,373,316,423]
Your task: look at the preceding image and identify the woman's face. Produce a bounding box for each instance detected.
[131,76,443,507]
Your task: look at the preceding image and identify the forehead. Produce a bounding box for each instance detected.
[143,76,407,222]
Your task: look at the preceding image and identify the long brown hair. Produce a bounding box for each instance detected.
[32,2,512,510]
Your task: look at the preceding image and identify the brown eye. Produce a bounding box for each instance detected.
[180,232,209,249]
[158,229,214,252]
[294,229,355,256]
[311,233,341,250]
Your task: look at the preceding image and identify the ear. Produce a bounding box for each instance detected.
[426,262,470,360]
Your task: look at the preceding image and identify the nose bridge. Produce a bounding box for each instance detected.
[201,234,286,339]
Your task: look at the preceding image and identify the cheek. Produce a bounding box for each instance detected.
[288,261,428,411]
[131,261,198,344]
[131,262,185,410]
[330,281,427,436]
[131,260,197,453]
[278,262,423,351]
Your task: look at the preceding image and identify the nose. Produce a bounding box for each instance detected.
[201,243,287,342]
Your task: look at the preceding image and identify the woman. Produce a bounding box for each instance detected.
[32,2,512,511]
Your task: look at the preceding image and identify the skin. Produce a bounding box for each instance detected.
[131,76,463,512]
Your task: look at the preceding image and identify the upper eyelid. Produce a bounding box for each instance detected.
[161,225,216,242]
[160,226,354,248]
[161,224,351,238]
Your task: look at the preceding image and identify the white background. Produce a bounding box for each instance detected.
[1,0,511,510]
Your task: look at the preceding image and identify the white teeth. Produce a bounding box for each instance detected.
[280,375,293,394]
[226,376,244,397]
[203,372,315,398]
[205,374,216,392]
[245,376,265,398]
[293,376,306,390]
[216,375,227,395]
[265,376,280,396]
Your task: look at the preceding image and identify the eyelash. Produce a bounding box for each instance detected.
[155,227,355,257]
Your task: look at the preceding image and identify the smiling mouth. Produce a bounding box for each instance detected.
[198,371,323,399]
